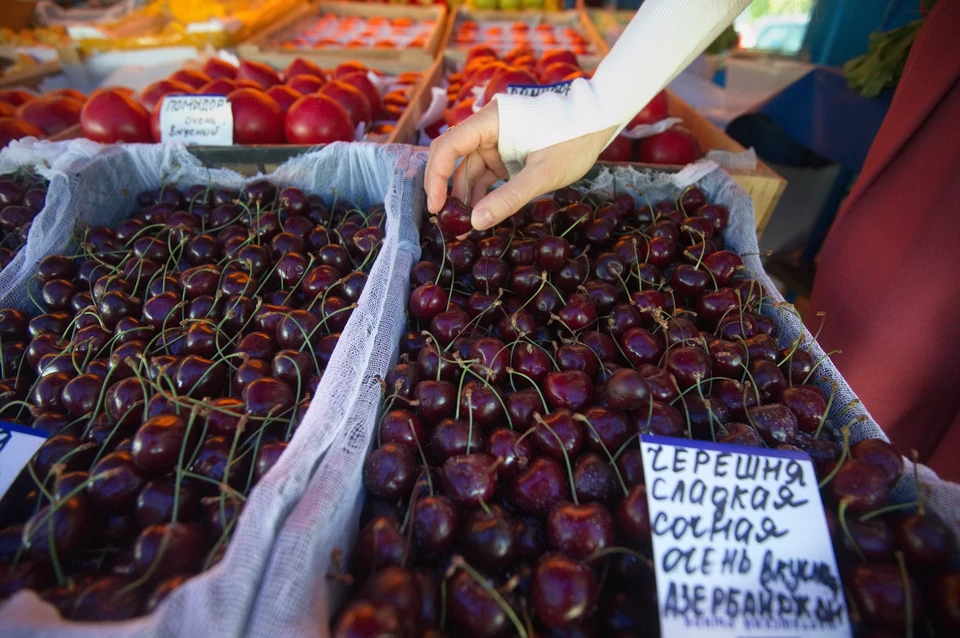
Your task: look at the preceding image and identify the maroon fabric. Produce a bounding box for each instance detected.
[807,0,960,481]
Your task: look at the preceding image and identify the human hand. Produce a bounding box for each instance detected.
[424,99,619,231]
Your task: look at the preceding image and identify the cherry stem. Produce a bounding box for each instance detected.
[818,426,851,489]
[859,500,918,522]
[505,367,548,412]
[801,349,842,385]
[895,550,914,638]
[533,413,578,505]
[574,414,628,496]
[813,382,839,439]
[837,498,865,563]
[172,403,202,523]
[910,450,924,516]
[449,556,528,638]
[585,545,652,564]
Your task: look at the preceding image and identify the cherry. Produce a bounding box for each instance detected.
[532,553,598,628]
[511,342,553,385]
[87,450,149,511]
[71,575,141,621]
[746,403,798,446]
[353,516,410,576]
[333,600,403,638]
[437,196,473,236]
[547,502,615,559]
[510,456,571,516]
[461,504,517,570]
[850,439,903,488]
[827,459,890,514]
[22,494,93,562]
[446,569,514,637]
[486,427,534,480]
[534,409,584,461]
[837,516,895,562]
[415,379,456,424]
[412,495,459,560]
[894,512,957,572]
[555,294,598,335]
[362,566,423,637]
[136,476,201,527]
[664,346,711,389]
[242,378,294,417]
[929,572,960,632]
[506,387,543,432]
[718,422,764,447]
[440,453,497,507]
[620,327,663,367]
[543,370,592,411]
[363,442,417,499]
[555,259,589,293]
[535,236,571,271]
[254,442,287,484]
[430,308,470,345]
[618,484,652,542]
[572,452,619,506]
[133,522,205,581]
[635,401,686,437]
[848,563,919,632]
[602,369,650,410]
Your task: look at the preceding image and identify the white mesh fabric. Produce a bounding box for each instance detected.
[243,152,424,638]
[0,139,106,313]
[0,141,418,638]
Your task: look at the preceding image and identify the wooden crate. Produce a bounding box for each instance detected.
[440,7,607,69]
[666,89,786,236]
[237,2,447,70]
[0,60,61,90]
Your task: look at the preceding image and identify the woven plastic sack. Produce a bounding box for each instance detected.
[0,141,418,638]
[257,155,958,638]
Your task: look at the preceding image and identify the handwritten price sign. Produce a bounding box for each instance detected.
[160,95,233,146]
[641,435,850,637]
[0,421,48,501]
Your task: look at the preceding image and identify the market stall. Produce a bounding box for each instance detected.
[0,2,956,637]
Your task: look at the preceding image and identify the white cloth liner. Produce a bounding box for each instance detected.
[0,140,420,638]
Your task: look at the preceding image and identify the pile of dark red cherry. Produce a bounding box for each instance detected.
[334,185,959,637]
[0,180,384,620]
[0,172,48,268]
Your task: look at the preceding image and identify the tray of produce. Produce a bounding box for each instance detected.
[53,56,426,146]
[237,2,447,69]
[233,156,959,637]
[61,0,299,54]
[1,87,87,149]
[440,7,607,66]
[0,140,422,634]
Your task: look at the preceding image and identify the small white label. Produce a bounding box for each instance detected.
[640,435,850,638]
[160,94,233,146]
[506,80,575,97]
[66,25,109,40]
[0,422,49,501]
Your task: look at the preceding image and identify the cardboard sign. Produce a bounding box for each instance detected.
[506,80,576,97]
[160,95,233,146]
[640,435,850,637]
[0,422,49,501]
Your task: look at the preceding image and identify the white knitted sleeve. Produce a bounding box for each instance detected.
[496,0,751,177]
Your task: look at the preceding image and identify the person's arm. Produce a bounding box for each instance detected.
[496,0,751,177]
[425,0,750,229]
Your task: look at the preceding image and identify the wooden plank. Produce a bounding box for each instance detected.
[665,89,785,236]
[0,60,61,91]
[237,2,447,69]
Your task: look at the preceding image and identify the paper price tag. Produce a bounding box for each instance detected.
[160,95,233,146]
[506,80,575,97]
[0,421,49,501]
[640,435,850,638]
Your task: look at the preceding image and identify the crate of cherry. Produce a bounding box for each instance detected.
[248,158,957,637]
[0,140,422,637]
